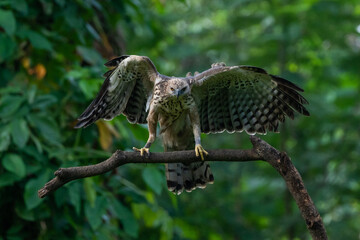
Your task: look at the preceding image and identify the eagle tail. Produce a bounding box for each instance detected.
[165,162,214,195]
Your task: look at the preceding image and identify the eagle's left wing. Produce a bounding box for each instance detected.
[75,55,158,128]
[189,64,309,135]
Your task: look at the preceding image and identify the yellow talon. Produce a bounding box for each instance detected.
[133,147,150,157]
[195,144,208,161]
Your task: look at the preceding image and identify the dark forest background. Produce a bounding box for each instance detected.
[0,0,360,239]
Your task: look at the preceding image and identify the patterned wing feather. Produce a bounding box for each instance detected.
[190,65,309,135]
[123,76,149,124]
[75,55,158,128]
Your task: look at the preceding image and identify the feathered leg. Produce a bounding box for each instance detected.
[189,105,208,160]
[133,106,158,156]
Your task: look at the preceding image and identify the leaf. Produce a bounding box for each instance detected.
[83,178,96,207]
[85,196,107,230]
[2,154,26,179]
[23,164,42,176]
[28,31,53,51]
[29,132,43,153]
[0,34,17,63]
[11,0,28,14]
[54,187,69,207]
[31,94,58,110]
[130,125,150,142]
[40,0,53,15]
[27,113,62,146]
[0,127,11,152]
[55,0,65,7]
[0,95,25,118]
[6,222,23,237]
[0,86,21,95]
[24,172,49,210]
[76,46,103,65]
[15,204,35,221]
[26,85,37,104]
[86,23,101,41]
[17,29,52,51]
[11,118,30,149]
[10,104,30,120]
[110,197,139,238]
[22,145,46,163]
[0,172,21,187]
[96,121,113,150]
[0,9,16,35]
[68,182,81,215]
[78,78,103,100]
[49,147,110,160]
[142,166,163,195]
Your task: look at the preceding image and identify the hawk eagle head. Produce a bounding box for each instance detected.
[167,78,190,98]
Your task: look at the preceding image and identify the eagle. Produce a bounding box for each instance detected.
[75,55,309,195]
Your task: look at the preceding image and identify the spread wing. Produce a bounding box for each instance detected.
[75,55,158,128]
[189,65,309,134]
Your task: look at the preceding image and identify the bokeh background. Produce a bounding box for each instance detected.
[1,0,360,239]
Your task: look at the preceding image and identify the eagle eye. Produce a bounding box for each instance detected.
[170,87,175,91]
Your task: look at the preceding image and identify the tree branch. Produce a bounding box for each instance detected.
[38,136,327,239]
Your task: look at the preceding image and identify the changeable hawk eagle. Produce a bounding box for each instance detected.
[75,55,310,195]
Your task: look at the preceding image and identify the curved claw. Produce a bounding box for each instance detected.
[133,147,150,157]
[195,144,208,161]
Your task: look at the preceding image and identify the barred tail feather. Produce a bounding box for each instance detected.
[166,162,214,195]
[191,161,214,189]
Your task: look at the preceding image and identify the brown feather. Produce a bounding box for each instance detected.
[190,65,309,135]
[75,55,158,128]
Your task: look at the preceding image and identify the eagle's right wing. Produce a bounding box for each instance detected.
[75,55,158,128]
[189,64,309,135]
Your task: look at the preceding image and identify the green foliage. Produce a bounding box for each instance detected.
[142,166,164,195]
[1,0,359,239]
[2,154,26,178]
[0,9,16,35]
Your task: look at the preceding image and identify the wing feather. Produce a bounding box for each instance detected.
[190,65,309,135]
[104,55,130,67]
[228,89,243,132]
[211,87,223,132]
[123,77,148,124]
[199,100,210,133]
[207,92,216,132]
[221,88,232,132]
[75,55,158,128]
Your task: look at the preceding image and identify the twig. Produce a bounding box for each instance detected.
[38,136,327,239]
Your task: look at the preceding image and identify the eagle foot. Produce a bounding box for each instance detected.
[195,144,208,161]
[133,147,150,157]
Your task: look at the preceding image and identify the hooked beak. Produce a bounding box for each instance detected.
[176,90,180,98]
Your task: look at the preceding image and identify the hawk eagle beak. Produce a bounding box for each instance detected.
[176,90,180,98]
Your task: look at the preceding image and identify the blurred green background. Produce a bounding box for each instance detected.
[1,0,359,239]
